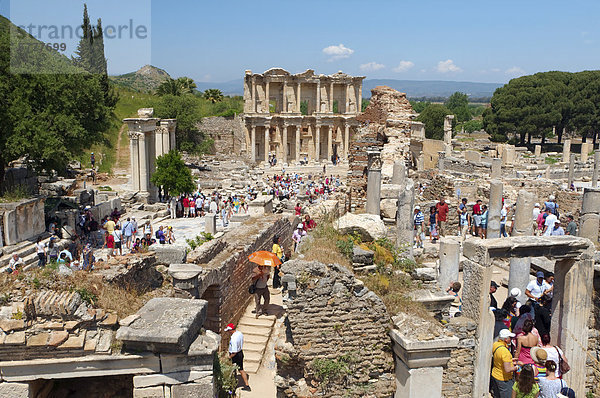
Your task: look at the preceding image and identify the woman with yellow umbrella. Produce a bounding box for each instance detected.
[248,250,281,318]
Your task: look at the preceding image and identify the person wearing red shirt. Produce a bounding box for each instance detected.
[435,198,450,237]
[104,231,115,256]
[183,197,189,218]
[295,203,302,216]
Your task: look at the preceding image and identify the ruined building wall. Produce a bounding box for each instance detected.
[196,115,247,159]
[275,260,395,398]
[189,215,298,350]
[349,86,414,210]
[586,273,600,394]
[442,318,477,398]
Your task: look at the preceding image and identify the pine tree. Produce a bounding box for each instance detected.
[72,4,92,72]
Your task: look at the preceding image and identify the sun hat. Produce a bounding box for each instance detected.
[224,323,235,331]
[499,329,515,339]
[297,223,303,229]
[531,347,548,363]
[510,288,521,298]
[415,205,420,210]
[535,203,540,207]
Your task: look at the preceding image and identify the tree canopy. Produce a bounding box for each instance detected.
[483,71,600,144]
[444,92,471,122]
[415,104,453,140]
[150,150,195,195]
[203,88,224,103]
[0,14,114,191]
[156,77,197,96]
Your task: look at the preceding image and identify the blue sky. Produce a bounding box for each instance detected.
[1,0,599,83]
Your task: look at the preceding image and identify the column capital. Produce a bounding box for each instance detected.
[367,150,383,171]
[127,131,144,141]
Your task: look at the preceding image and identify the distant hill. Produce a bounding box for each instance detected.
[110,65,171,93]
[362,79,503,99]
[195,79,242,96]
[1,15,82,74]
[192,78,503,100]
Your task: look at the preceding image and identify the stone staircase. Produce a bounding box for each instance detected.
[0,233,68,271]
[236,304,277,374]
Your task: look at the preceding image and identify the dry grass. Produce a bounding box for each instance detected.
[295,222,352,269]
[1,261,172,318]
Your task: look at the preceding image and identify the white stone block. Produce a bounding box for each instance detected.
[133,386,164,398]
[394,361,443,398]
[0,382,31,398]
[134,371,212,388]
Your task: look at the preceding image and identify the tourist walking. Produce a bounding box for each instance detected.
[490,281,499,309]
[292,223,306,252]
[511,364,540,398]
[36,236,46,268]
[169,196,177,219]
[565,215,577,235]
[113,225,123,256]
[435,198,449,237]
[459,203,470,242]
[122,218,135,249]
[413,206,424,248]
[540,334,569,379]
[491,329,519,398]
[90,152,95,169]
[515,319,539,365]
[526,272,552,302]
[550,220,565,236]
[537,360,564,398]
[428,206,438,242]
[272,236,284,289]
[252,265,270,318]
[481,205,489,239]
[224,323,251,391]
[542,209,558,236]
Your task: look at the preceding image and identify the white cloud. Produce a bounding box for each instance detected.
[359,62,385,72]
[392,60,415,73]
[322,44,354,62]
[436,59,462,73]
[505,66,525,76]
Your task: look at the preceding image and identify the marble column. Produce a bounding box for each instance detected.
[438,152,446,171]
[366,150,382,215]
[316,81,321,113]
[282,82,287,113]
[345,84,350,113]
[327,126,333,162]
[251,77,256,113]
[282,125,288,164]
[295,126,301,161]
[578,188,600,243]
[491,158,502,179]
[580,142,589,163]
[344,124,350,159]
[534,145,541,158]
[138,132,148,193]
[264,126,270,163]
[308,125,315,160]
[568,153,575,188]
[315,125,321,161]
[488,180,503,239]
[443,115,454,156]
[438,238,460,290]
[508,189,535,303]
[251,126,256,162]
[593,151,600,188]
[396,179,415,257]
[329,82,334,112]
[296,83,302,113]
[357,85,362,113]
[264,81,270,113]
[129,133,140,191]
[562,139,571,163]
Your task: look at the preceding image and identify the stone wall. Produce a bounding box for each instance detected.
[275,260,395,398]
[187,215,298,350]
[586,273,600,395]
[2,167,38,195]
[442,317,477,398]
[0,197,45,246]
[196,115,246,159]
[347,124,383,210]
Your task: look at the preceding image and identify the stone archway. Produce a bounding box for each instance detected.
[461,236,594,397]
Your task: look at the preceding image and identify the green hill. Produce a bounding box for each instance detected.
[0,15,83,75]
[110,65,171,93]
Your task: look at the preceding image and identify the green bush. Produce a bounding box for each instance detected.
[75,287,98,305]
[215,353,238,398]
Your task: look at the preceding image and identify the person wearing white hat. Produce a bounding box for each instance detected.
[491,328,519,398]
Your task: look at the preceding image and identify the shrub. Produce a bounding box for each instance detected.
[215,353,238,398]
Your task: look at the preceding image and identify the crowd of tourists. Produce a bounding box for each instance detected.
[413,194,575,246]
[267,173,342,204]
[488,274,575,398]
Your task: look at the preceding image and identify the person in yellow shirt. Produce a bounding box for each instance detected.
[491,329,520,398]
[104,217,116,235]
[272,236,284,289]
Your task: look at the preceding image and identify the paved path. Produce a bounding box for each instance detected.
[237,287,285,398]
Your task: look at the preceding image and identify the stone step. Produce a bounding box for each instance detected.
[242,350,263,365]
[243,342,266,354]
[243,333,270,345]
[244,362,260,374]
[237,316,275,328]
[0,234,54,268]
[236,325,272,337]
